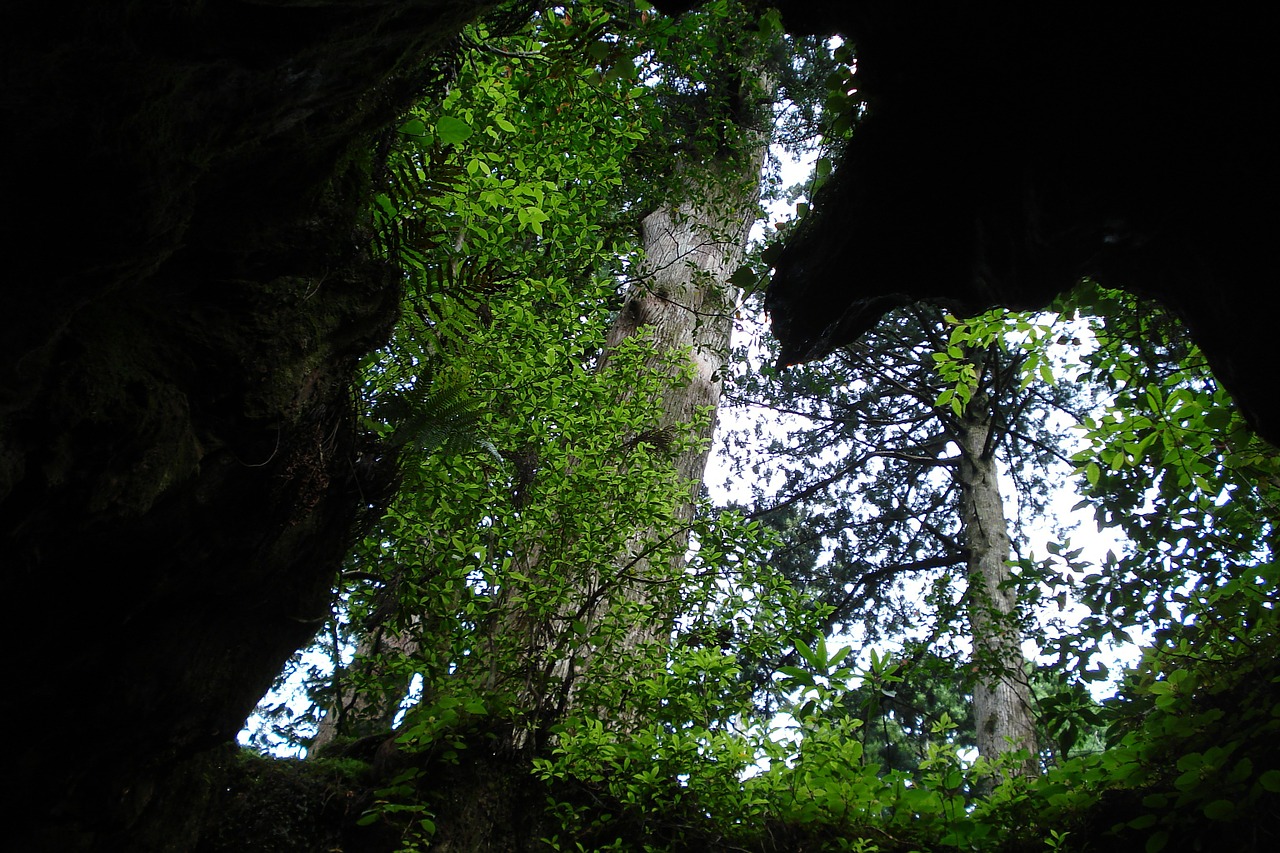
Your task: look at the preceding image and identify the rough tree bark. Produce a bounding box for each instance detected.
[956,393,1040,780]
[313,617,423,749]
[537,139,770,725]
[1,2,503,849]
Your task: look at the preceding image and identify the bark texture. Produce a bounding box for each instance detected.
[0,2,501,848]
[312,618,423,751]
[956,397,1039,780]
[591,147,767,647]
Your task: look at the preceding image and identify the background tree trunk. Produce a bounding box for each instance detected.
[312,59,774,752]
[312,618,421,751]
[544,141,769,724]
[956,396,1040,780]
[424,126,770,749]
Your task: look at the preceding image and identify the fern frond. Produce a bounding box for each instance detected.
[378,371,494,460]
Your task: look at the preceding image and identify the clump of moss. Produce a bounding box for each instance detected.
[198,749,383,853]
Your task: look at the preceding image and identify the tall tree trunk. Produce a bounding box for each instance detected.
[312,618,419,750]
[475,120,771,748]
[313,83,772,755]
[548,144,768,720]
[956,394,1040,780]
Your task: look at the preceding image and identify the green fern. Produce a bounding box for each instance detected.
[380,370,495,461]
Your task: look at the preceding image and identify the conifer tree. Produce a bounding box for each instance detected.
[726,301,1086,778]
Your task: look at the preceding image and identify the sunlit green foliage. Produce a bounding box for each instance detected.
[243,6,1279,850]
[329,1,807,747]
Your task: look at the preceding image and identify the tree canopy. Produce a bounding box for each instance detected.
[221,6,1280,851]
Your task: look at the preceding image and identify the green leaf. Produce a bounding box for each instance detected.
[728,265,759,289]
[437,116,474,145]
[1039,359,1054,385]
[398,118,431,144]
[776,665,813,683]
[1202,799,1235,821]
